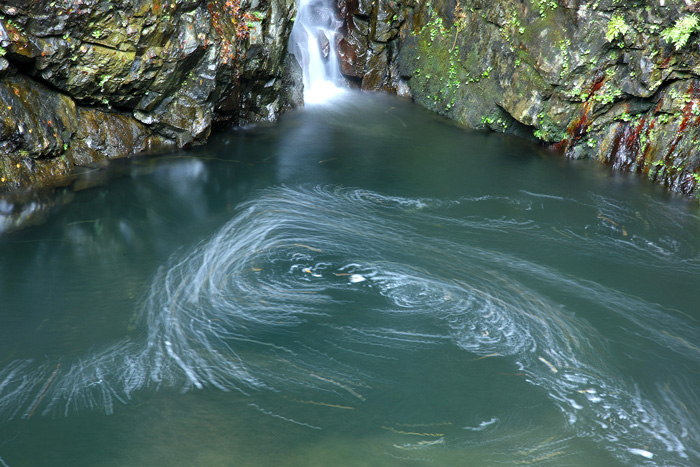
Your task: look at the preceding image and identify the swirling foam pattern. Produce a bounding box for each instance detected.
[1,185,699,465]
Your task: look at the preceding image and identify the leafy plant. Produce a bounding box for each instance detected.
[559,39,571,79]
[533,0,558,18]
[605,13,629,42]
[592,83,622,105]
[661,14,699,50]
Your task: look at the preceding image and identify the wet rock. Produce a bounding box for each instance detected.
[0,0,302,192]
[338,24,369,79]
[70,107,173,166]
[337,0,408,92]
[0,74,77,160]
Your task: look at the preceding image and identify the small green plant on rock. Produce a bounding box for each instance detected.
[592,82,622,106]
[559,39,571,79]
[481,115,510,130]
[533,0,558,19]
[533,113,566,142]
[661,14,699,50]
[605,13,629,43]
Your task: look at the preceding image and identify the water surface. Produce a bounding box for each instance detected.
[1,92,700,466]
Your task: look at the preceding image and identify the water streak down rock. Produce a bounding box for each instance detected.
[336,0,700,198]
[0,0,302,190]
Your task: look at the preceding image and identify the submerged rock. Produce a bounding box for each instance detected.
[337,0,700,198]
[0,0,302,191]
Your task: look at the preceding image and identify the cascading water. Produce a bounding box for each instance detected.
[289,0,345,103]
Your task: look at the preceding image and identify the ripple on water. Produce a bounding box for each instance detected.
[0,185,698,465]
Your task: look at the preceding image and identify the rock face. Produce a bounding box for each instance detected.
[337,0,700,198]
[0,0,302,191]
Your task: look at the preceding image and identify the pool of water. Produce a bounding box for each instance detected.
[1,91,700,466]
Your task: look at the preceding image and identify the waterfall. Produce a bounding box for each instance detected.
[289,0,345,104]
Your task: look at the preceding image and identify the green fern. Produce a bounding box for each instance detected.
[605,14,629,42]
[661,14,700,50]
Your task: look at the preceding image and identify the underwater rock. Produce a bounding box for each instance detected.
[0,0,302,192]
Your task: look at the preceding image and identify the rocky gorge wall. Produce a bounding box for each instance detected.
[337,0,700,198]
[0,0,301,191]
[2,0,700,201]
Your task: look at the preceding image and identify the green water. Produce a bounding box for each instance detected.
[1,92,700,466]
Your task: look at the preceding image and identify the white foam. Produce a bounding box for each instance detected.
[629,448,654,459]
[463,417,499,431]
[304,81,345,105]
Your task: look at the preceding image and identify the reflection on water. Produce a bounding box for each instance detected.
[1,92,700,466]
